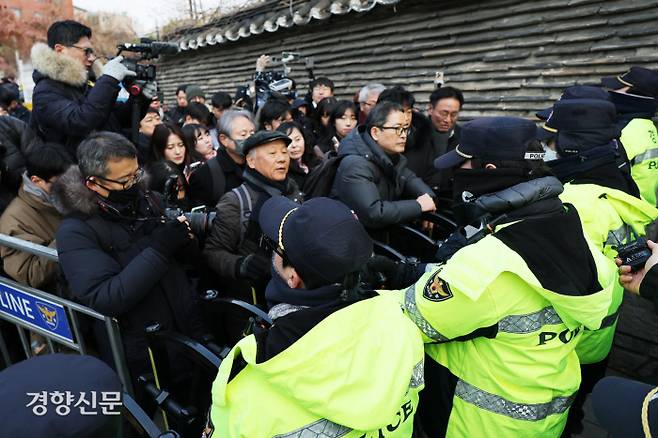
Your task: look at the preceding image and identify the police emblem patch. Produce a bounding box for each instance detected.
[36,302,59,330]
[423,271,453,302]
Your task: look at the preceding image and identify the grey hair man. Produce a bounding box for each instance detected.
[188,109,256,207]
[358,83,386,121]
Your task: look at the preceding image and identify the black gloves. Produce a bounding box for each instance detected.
[236,254,270,281]
[435,231,468,263]
[150,219,192,257]
[361,255,424,289]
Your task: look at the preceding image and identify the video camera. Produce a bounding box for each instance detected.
[254,51,314,109]
[116,38,179,96]
[161,175,216,236]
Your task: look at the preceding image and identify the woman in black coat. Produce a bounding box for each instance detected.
[276,121,322,188]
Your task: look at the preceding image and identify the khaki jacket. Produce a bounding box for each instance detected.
[0,185,61,290]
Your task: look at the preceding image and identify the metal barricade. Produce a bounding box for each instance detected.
[0,233,134,396]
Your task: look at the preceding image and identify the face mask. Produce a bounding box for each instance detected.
[230,137,246,155]
[541,142,559,162]
[105,183,142,207]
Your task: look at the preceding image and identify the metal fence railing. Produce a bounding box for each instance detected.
[0,233,134,396]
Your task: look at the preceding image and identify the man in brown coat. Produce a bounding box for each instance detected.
[0,143,71,291]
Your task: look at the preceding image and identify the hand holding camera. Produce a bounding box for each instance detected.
[101,56,137,82]
[150,217,192,258]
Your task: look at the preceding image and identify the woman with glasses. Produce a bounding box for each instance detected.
[330,101,437,230]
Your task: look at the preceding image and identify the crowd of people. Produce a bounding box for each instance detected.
[1,18,658,438]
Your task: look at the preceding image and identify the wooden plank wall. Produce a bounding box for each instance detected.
[158,0,658,119]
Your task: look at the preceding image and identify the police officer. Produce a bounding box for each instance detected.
[539,99,658,434]
[0,354,122,437]
[602,66,658,205]
[404,117,616,437]
[210,196,425,437]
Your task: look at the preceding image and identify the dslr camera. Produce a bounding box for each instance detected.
[116,38,179,96]
[161,175,216,236]
[617,237,652,272]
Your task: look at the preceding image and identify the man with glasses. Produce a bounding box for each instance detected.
[379,85,446,195]
[428,86,465,208]
[331,101,436,229]
[30,20,145,159]
[54,131,204,411]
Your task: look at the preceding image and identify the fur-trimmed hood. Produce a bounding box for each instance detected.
[31,43,103,88]
[52,165,100,216]
[52,165,153,217]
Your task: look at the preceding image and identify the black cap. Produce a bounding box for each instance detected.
[601,66,658,98]
[592,376,658,437]
[546,99,618,132]
[547,99,620,155]
[536,85,610,120]
[434,117,542,169]
[0,354,122,437]
[292,98,308,110]
[259,196,373,287]
[242,130,292,155]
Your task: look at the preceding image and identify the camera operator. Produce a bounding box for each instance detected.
[53,131,204,410]
[618,239,658,311]
[30,20,150,159]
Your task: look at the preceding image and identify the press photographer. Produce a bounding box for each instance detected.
[30,20,154,159]
[53,131,204,409]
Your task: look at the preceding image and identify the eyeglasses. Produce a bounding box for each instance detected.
[260,233,290,264]
[68,45,95,58]
[378,125,410,136]
[94,168,144,190]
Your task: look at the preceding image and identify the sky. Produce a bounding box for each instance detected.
[72,0,259,36]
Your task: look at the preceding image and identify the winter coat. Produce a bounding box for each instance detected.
[0,116,34,212]
[331,126,435,229]
[0,183,61,291]
[53,166,203,381]
[432,123,462,207]
[203,171,303,306]
[29,43,145,159]
[188,148,244,208]
[403,112,445,190]
[9,104,30,124]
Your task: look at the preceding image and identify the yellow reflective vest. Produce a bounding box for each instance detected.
[560,182,658,363]
[620,118,658,206]
[210,293,425,437]
[403,216,615,437]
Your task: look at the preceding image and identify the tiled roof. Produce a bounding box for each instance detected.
[172,0,401,51]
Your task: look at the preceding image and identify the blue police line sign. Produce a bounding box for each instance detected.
[0,283,74,343]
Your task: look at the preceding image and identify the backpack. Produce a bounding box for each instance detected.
[302,151,345,198]
[232,185,253,247]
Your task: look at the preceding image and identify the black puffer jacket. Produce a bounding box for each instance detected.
[403,112,444,190]
[53,166,203,385]
[331,126,435,229]
[29,43,146,159]
[0,116,35,212]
